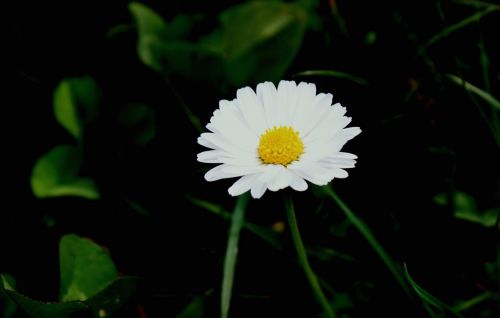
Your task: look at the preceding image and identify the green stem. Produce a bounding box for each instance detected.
[284,195,337,318]
[323,186,410,294]
[221,194,250,318]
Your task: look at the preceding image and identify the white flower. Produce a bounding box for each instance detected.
[197,80,361,199]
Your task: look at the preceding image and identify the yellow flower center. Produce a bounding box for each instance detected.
[258,126,304,166]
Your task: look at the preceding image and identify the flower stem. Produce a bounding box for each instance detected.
[284,195,337,318]
[221,193,250,318]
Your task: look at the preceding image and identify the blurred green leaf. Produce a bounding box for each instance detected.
[31,145,99,199]
[117,103,156,145]
[221,1,308,85]
[1,274,17,318]
[85,277,140,318]
[175,296,205,318]
[60,234,118,302]
[129,2,217,78]
[54,77,100,140]
[434,191,498,227]
[452,292,492,312]
[130,1,308,87]
[404,264,465,318]
[129,2,167,71]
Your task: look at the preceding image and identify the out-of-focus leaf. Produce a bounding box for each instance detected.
[434,191,497,227]
[220,1,308,85]
[85,277,140,318]
[129,2,167,71]
[117,103,156,145]
[59,234,118,302]
[404,264,465,318]
[54,77,100,140]
[129,2,215,77]
[31,145,99,199]
[175,296,205,318]
[1,274,17,318]
[130,1,308,87]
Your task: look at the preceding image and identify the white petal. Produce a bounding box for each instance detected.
[276,80,298,126]
[320,152,358,169]
[257,82,278,127]
[258,165,281,183]
[302,103,349,144]
[236,87,267,135]
[228,174,260,197]
[296,93,333,136]
[208,99,258,149]
[250,182,267,199]
[199,132,253,157]
[302,127,362,161]
[197,150,223,163]
[197,135,216,149]
[222,164,264,175]
[290,173,308,191]
[205,164,236,181]
[291,82,317,129]
[268,166,292,191]
[288,161,334,186]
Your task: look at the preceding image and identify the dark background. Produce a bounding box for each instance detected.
[4,0,500,317]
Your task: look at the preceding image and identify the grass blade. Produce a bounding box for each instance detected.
[446,74,500,110]
[424,7,498,48]
[292,70,369,86]
[285,195,336,318]
[404,264,466,318]
[322,186,410,294]
[221,194,250,318]
[186,195,283,250]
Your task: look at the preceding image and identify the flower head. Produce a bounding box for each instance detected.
[197,80,361,199]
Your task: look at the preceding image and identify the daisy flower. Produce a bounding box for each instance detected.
[197,80,361,199]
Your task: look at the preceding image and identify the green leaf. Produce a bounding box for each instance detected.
[117,103,156,145]
[31,145,99,199]
[59,234,118,302]
[4,292,88,318]
[1,274,17,318]
[221,194,250,318]
[404,264,465,318]
[434,191,498,227]
[1,275,89,318]
[129,2,212,75]
[85,277,140,318]
[220,1,308,85]
[129,2,168,72]
[54,77,100,140]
